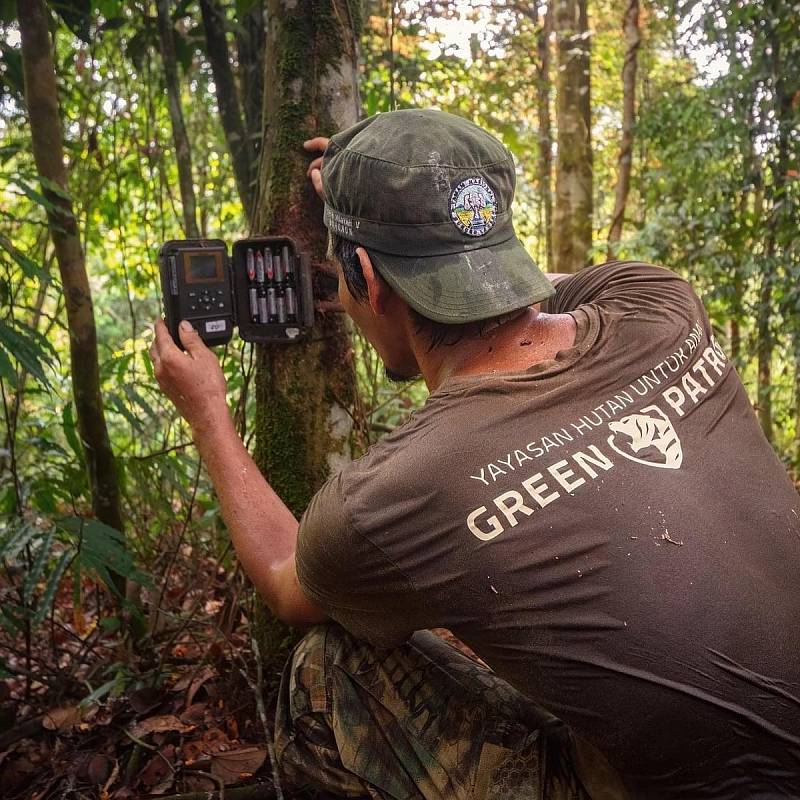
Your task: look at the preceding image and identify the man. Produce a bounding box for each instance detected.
[151,110,800,799]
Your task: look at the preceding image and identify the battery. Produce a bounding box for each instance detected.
[273,248,284,283]
[277,291,287,324]
[285,285,297,321]
[258,295,269,324]
[282,245,293,279]
[265,249,274,281]
[246,248,256,281]
[267,286,278,321]
[249,286,258,321]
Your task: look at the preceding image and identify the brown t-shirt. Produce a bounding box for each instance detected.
[296,261,800,799]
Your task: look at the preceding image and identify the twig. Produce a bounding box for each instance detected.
[238,632,284,800]
[131,441,193,461]
[150,458,203,640]
[122,728,157,751]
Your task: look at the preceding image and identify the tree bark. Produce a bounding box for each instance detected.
[249,0,361,665]
[607,0,640,256]
[17,0,125,574]
[536,3,554,270]
[757,20,792,446]
[236,0,266,170]
[756,272,773,443]
[553,0,592,273]
[155,0,200,238]
[199,0,255,216]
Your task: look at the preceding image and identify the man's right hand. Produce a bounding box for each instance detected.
[304,137,329,200]
[150,319,228,433]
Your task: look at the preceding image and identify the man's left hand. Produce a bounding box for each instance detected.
[150,319,228,431]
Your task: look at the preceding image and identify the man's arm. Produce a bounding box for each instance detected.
[149,319,326,627]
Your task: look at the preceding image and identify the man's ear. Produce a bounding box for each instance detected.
[357,247,392,316]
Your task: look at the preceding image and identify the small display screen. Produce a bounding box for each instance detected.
[186,254,221,283]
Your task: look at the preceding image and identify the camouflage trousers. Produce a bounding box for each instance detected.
[274,623,592,800]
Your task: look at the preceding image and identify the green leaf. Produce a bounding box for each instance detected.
[79,676,120,707]
[0,347,15,388]
[0,41,23,103]
[11,178,61,216]
[94,0,121,18]
[22,525,54,602]
[62,402,84,461]
[234,0,259,19]
[58,516,150,597]
[37,175,73,203]
[0,143,23,164]
[0,520,37,563]
[32,550,71,628]
[0,318,59,390]
[0,234,52,283]
[50,0,93,44]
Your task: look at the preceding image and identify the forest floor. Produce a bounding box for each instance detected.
[0,542,298,800]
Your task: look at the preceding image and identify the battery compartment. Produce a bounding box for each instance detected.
[231,236,314,344]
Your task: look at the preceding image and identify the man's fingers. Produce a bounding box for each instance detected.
[303,137,329,153]
[177,320,207,357]
[306,155,324,178]
[153,318,178,358]
[310,168,324,199]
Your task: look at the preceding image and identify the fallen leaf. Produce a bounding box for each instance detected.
[181,738,208,765]
[138,745,175,790]
[88,753,113,784]
[129,714,192,739]
[129,687,164,715]
[179,702,206,726]
[42,706,81,732]
[186,666,217,707]
[210,746,266,785]
[201,726,233,754]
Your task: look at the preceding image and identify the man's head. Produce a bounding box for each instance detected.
[321,110,554,378]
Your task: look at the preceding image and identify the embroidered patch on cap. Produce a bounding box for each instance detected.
[449,177,497,237]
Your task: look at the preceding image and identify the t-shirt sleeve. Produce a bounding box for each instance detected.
[295,470,419,648]
[542,261,699,325]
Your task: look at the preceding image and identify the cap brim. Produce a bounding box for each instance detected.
[368,236,555,324]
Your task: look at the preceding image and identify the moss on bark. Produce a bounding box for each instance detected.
[249,0,361,667]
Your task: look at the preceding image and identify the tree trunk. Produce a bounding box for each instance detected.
[536,3,554,270]
[249,0,361,668]
[17,0,125,580]
[236,0,265,171]
[607,0,640,256]
[155,0,200,238]
[756,272,773,443]
[199,0,255,216]
[757,20,792,447]
[553,0,592,273]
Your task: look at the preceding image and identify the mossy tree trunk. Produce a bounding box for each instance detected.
[18,0,125,588]
[249,0,361,669]
[553,0,593,273]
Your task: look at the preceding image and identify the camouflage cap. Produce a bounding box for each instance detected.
[321,109,554,324]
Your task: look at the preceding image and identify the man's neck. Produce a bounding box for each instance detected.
[413,308,578,392]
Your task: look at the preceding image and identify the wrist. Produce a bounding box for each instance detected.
[190,401,234,443]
